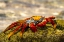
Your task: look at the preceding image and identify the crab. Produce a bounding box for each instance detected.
[3,16,57,38]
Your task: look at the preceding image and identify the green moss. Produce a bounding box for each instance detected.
[0,20,64,42]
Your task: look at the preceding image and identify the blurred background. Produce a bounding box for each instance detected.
[0,0,64,31]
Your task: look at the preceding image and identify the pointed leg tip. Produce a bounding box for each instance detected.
[20,32,23,37]
[53,24,57,29]
[7,32,14,38]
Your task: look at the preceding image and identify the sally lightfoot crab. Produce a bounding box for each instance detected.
[3,16,57,38]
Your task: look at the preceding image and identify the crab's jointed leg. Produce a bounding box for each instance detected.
[20,23,28,37]
[37,17,56,29]
[49,19,57,29]
[8,23,22,38]
[37,20,47,27]
[46,17,57,29]
[3,22,18,33]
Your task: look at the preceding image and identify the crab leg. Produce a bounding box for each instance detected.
[46,18,57,29]
[7,23,22,38]
[3,22,18,33]
[37,20,47,27]
[29,22,37,32]
[49,19,56,29]
[20,23,28,37]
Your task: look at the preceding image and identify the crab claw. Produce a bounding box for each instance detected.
[29,22,37,32]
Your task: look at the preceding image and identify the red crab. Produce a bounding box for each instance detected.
[3,16,57,38]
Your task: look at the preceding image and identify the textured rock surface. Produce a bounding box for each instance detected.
[0,20,64,42]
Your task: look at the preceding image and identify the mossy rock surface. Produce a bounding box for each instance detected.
[0,20,64,42]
